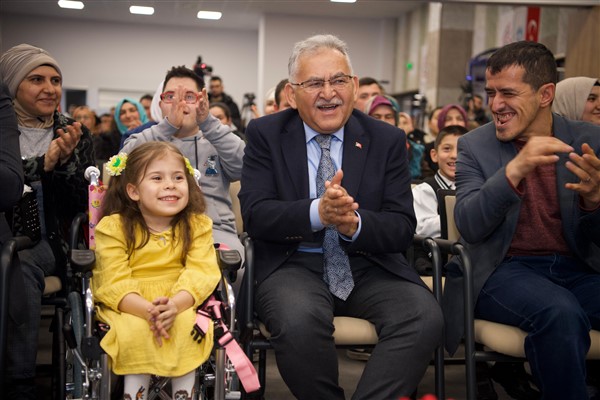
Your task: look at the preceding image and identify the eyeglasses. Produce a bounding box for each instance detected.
[290,74,354,92]
[160,91,200,104]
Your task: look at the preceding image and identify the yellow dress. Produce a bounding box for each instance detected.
[91,213,221,376]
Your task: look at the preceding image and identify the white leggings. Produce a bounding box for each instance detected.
[123,371,195,399]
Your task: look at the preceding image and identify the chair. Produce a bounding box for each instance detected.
[0,235,68,400]
[240,234,446,399]
[62,167,256,400]
[437,192,600,399]
[229,180,243,235]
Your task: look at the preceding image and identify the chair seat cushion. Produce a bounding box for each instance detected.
[475,319,600,359]
[43,276,62,296]
[258,316,378,346]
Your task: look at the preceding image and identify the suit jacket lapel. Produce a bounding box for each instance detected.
[341,116,369,197]
[281,115,310,199]
[553,114,579,236]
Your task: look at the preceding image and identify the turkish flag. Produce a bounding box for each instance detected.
[526,7,540,42]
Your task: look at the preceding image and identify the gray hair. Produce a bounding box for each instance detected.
[288,34,354,82]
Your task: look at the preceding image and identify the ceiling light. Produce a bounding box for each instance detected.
[129,5,154,15]
[197,11,222,20]
[57,0,84,10]
[330,0,357,3]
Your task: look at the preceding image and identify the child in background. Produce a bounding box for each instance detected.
[91,142,221,399]
[411,125,467,273]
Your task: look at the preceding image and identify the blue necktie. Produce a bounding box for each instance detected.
[314,134,354,300]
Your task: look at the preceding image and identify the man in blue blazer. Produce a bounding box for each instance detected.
[239,34,443,399]
[443,41,600,399]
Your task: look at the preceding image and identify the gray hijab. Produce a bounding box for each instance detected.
[552,76,598,121]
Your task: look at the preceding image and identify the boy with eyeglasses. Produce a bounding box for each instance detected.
[122,65,245,267]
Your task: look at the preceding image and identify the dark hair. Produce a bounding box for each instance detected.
[101,142,205,262]
[487,41,557,90]
[210,76,222,83]
[274,78,289,107]
[472,94,483,101]
[163,65,205,92]
[358,77,382,90]
[429,106,443,121]
[209,102,231,119]
[139,94,153,102]
[434,125,468,150]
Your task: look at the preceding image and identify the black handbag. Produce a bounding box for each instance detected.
[8,189,42,244]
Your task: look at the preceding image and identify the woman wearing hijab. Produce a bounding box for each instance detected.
[114,97,149,135]
[553,76,600,126]
[0,43,95,398]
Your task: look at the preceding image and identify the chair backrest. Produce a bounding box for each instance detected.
[229,181,243,235]
[437,189,458,241]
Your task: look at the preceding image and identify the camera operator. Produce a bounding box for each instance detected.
[208,76,242,131]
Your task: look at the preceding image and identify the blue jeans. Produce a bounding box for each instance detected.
[475,254,600,400]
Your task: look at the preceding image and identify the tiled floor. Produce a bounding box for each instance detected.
[34,309,516,399]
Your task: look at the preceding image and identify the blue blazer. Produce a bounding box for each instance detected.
[443,114,600,354]
[239,108,423,288]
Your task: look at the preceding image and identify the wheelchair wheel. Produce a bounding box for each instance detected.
[66,291,84,398]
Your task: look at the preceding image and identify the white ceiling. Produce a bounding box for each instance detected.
[2,0,597,31]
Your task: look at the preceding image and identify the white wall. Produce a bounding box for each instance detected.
[257,13,398,110]
[2,12,399,115]
[2,14,258,113]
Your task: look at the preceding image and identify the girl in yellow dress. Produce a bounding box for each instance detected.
[92,142,221,399]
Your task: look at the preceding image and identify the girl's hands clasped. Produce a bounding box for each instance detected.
[147,296,178,346]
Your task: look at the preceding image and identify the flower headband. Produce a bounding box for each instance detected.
[105,152,195,177]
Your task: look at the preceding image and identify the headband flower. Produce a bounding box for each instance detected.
[106,152,128,176]
[184,157,195,176]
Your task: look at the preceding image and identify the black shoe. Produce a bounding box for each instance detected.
[490,362,541,400]
[6,378,37,400]
[476,362,498,400]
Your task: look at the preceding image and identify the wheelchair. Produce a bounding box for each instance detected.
[61,166,258,400]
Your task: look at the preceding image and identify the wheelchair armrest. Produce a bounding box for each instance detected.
[240,233,255,332]
[69,212,88,250]
[69,249,96,274]
[217,249,242,275]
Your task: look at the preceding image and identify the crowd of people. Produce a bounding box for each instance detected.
[0,35,599,400]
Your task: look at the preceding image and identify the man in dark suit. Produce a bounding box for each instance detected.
[239,34,443,399]
[443,41,600,399]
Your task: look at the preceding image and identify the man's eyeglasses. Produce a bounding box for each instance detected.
[290,74,354,92]
[160,91,200,104]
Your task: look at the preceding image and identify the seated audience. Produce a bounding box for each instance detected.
[92,142,220,399]
[139,93,154,121]
[466,93,491,127]
[114,97,149,137]
[364,95,424,180]
[422,106,443,178]
[437,103,467,132]
[0,43,95,398]
[209,101,244,141]
[411,125,467,273]
[239,33,443,399]
[443,40,600,400]
[355,76,383,112]
[553,76,600,126]
[273,78,290,112]
[122,65,245,264]
[209,76,241,130]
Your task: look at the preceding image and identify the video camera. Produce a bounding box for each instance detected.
[193,56,213,80]
[243,93,256,107]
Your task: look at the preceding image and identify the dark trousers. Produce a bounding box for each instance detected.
[6,240,55,380]
[256,252,443,400]
[475,254,600,400]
